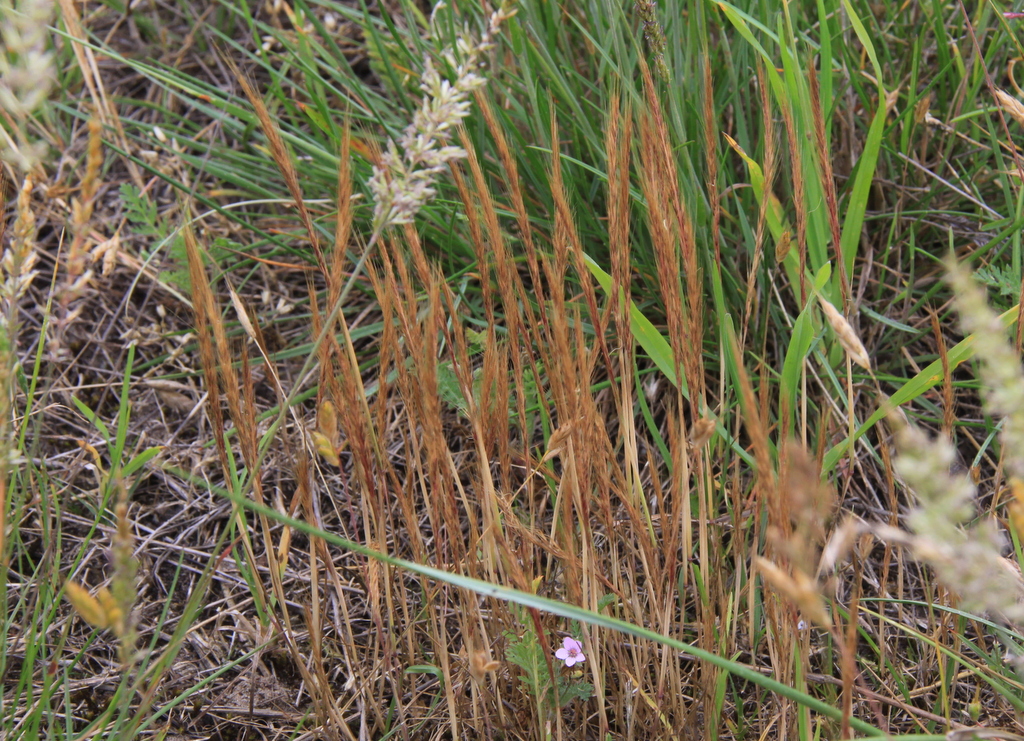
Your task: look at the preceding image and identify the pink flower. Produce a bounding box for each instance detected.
[555,637,585,667]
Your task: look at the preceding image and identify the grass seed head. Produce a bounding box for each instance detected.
[948,261,1024,479]
[817,296,871,370]
[111,496,138,663]
[64,581,114,630]
[995,89,1024,128]
[895,422,1024,625]
[368,1,516,232]
[0,0,56,170]
[756,556,831,627]
[633,0,669,81]
[4,177,39,304]
[688,417,716,448]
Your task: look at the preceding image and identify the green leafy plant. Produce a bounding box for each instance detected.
[974,262,1020,310]
[504,623,593,721]
[120,183,231,291]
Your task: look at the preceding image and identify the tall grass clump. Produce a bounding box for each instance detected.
[147,0,1024,735]
[168,3,868,736]
[17,0,1024,738]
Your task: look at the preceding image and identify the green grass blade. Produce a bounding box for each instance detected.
[838,0,887,279]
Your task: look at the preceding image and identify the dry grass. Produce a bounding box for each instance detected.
[6,1,1024,740]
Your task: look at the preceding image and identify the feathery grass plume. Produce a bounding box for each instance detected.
[227,57,330,276]
[757,442,836,629]
[876,260,1024,632]
[742,61,776,343]
[637,56,703,405]
[893,421,1024,625]
[368,0,516,233]
[0,176,37,564]
[779,73,806,301]
[701,51,720,266]
[3,176,39,310]
[605,93,632,324]
[0,0,56,171]
[947,261,1024,480]
[808,63,848,306]
[67,117,103,282]
[633,0,669,81]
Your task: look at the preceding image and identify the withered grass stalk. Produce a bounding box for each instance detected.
[808,64,848,306]
[778,75,807,305]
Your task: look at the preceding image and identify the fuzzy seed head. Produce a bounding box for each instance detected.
[818,297,871,370]
[633,0,669,81]
[368,0,516,231]
[995,89,1024,128]
[895,422,1024,624]
[0,0,56,169]
[948,262,1024,479]
[368,1,516,232]
[3,177,39,304]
